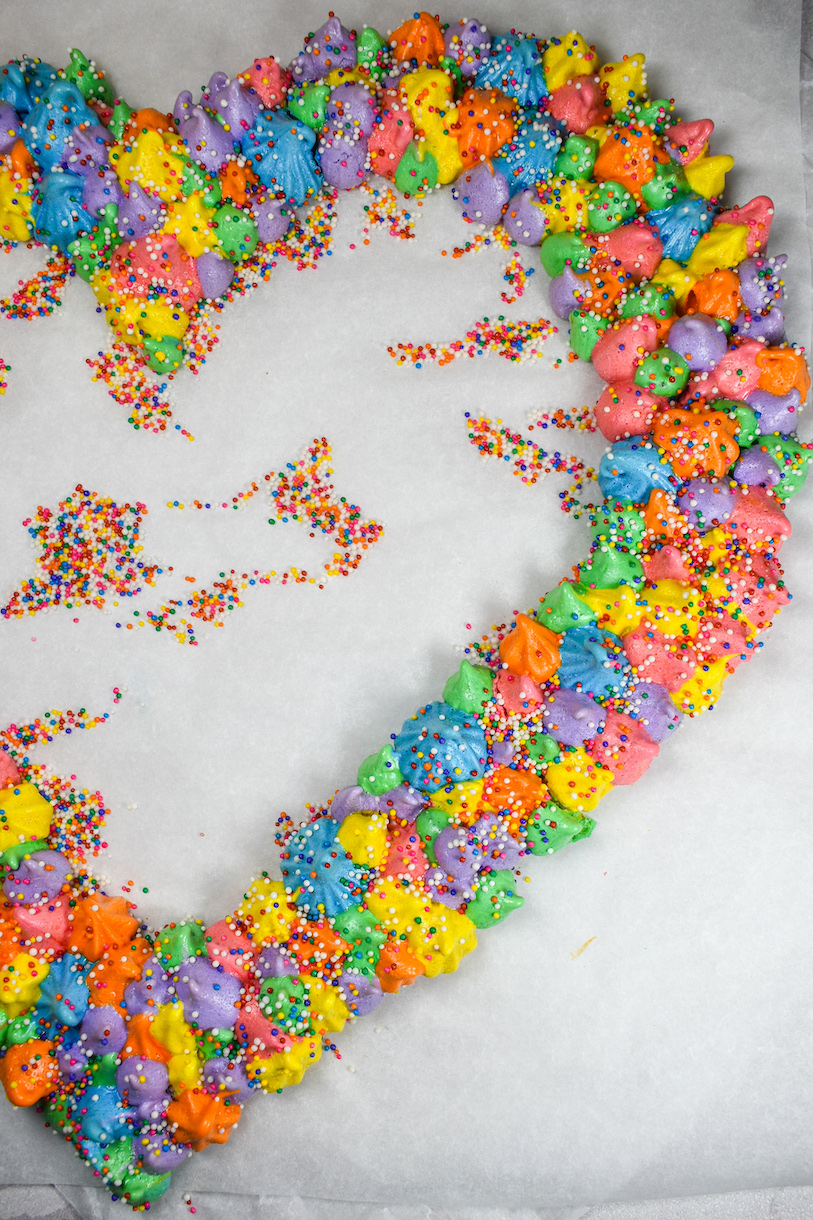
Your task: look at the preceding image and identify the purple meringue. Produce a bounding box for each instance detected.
[329,784,424,823]
[434,823,479,876]
[140,1129,191,1173]
[746,387,801,435]
[79,1005,127,1055]
[451,162,509,225]
[205,71,261,134]
[3,849,70,905]
[57,1039,88,1083]
[326,82,378,136]
[117,182,166,240]
[676,477,737,532]
[732,447,781,487]
[319,134,368,190]
[626,681,682,741]
[174,97,237,171]
[473,814,523,870]
[491,739,515,766]
[738,254,786,313]
[541,688,605,746]
[424,864,476,908]
[82,166,124,218]
[425,824,478,907]
[502,188,547,245]
[292,16,357,81]
[196,250,235,299]
[733,306,785,344]
[202,1056,254,1103]
[378,785,426,819]
[666,313,728,371]
[173,89,194,124]
[337,969,384,1016]
[444,18,492,75]
[116,1057,170,1122]
[174,957,242,1029]
[548,264,585,320]
[60,123,112,175]
[123,955,173,1016]
[252,196,292,244]
[330,785,381,822]
[0,103,20,154]
[255,944,296,979]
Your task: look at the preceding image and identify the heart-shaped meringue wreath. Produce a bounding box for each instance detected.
[0,12,809,1210]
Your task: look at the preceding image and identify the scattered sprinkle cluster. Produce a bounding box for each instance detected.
[134,439,382,644]
[359,182,417,241]
[529,403,596,432]
[87,341,179,436]
[389,314,557,367]
[466,413,597,515]
[0,245,71,320]
[500,249,534,303]
[268,438,384,578]
[1,444,382,644]
[440,228,514,260]
[1,695,122,869]
[2,487,158,621]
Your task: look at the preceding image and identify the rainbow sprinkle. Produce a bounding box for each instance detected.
[389,315,557,367]
[0,245,72,319]
[1,487,159,620]
[440,225,514,260]
[137,439,384,644]
[0,446,381,642]
[358,182,417,242]
[87,340,183,436]
[500,250,534,303]
[529,403,596,432]
[465,413,599,518]
[1,692,122,870]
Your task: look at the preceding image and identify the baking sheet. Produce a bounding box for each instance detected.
[0,0,811,1213]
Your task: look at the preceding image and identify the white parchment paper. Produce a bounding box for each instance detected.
[0,0,811,1213]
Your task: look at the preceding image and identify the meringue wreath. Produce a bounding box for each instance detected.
[0,12,810,1209]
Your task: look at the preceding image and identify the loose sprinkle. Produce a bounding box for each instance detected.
[359,182,417,241]
[1,693,121,870]
[142,439,384,644]
[2,487,158,620]
[500,249,534,303]
[0,244,71,319]
[389,315,557,368]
